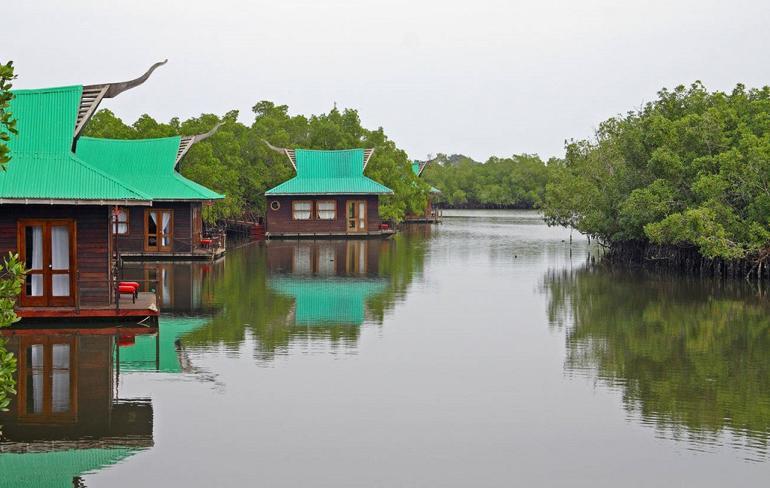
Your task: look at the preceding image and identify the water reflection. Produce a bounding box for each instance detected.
[544,266,770,460]
[175,234,429,361]
[0,328,155,486]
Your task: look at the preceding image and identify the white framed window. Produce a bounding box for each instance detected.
[292,201,312,220]
[316,200,336,220]
[114,208,129,234]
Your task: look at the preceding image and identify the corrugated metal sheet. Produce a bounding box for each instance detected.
[0,86,150,202]
[76,137,224,200]
[0,447,141,488]
[270,277,387,326]
[265,148,393,195]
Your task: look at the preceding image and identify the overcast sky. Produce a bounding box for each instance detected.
[5,0,770,161]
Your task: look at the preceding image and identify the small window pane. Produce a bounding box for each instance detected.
[52,344,70,369]
[293,246,312,274]
[26,274,43,297]
[52,274,70,297]
[116,209,129,234]
[317,245,336,275]
[317,201,336,220]
[25,226,43,270]
[293,202,312,220]
[26,344,44,415]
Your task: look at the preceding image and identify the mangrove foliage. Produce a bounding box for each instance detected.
[544,82,770,269]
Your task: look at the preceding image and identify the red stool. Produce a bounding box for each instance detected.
[119,281,140,292]
[117,284,137,303]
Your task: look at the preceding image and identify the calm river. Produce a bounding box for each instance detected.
[2,210,769,487]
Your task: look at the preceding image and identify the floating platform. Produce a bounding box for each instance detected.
[266,230,396,239]
[119,247,226,262]
[15,292,159,322]
[403,216,442,224]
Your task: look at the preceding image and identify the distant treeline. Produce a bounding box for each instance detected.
[82,82,770,273]
[83,102,432,223]
[542,82,770,274]
[423,153,550,209]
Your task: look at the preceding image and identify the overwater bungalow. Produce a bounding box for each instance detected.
[0,328,154,486]
[0,63,167,321]
[75,128,226,262]
[405,159,442,223]
[263,144,395,238]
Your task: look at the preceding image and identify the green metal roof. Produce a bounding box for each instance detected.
[269,277,387,326]
[0,86,151,203]
[411,161,440,193]
[266,149,393,196]
[0,447,141,488]
[118,316,209,373]
[76,137,224,201]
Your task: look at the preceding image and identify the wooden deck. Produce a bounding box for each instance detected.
[403,216,442,223]
[16,292,159,320]
[119,246,226,262]
[266,230,396,239]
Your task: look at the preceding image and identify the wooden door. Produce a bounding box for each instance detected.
[144,209,174,252]
[17,335,78,423]
[346,200,367,233]
[18,220,77,307]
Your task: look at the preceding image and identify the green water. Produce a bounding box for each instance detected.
[2,210,769,487]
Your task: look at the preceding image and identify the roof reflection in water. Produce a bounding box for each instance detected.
[0,327,155,487]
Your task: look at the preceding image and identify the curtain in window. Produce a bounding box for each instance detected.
[317,201,336,220]
[358,202,366,229]
[293,246,311,274]
[293,202,312,220]
[51,344,70,413]
[28,226,43,297]
[27,344,44,414]
[116,209,128,234]
[51,226,70,297]
[317,245,336,275]
[162,212,172,247]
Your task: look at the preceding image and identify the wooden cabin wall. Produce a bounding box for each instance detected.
[0,204,110,306]
[0,335,112,437]
[266,195,382,235]
[266,240,381,276]
[121,202,193,253]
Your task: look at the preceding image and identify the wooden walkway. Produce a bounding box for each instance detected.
[119,247,225,261]
[16,292,159,320]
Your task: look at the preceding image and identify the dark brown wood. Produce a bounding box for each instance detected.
[121,202,194,254]
[17,335,78,423]
[266,195,383,236]
[16,292,158,319]
[0,205,110,309]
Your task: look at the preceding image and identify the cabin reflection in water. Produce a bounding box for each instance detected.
[266,240,387,276]
[0,329,154,486]
[121,260,224,315]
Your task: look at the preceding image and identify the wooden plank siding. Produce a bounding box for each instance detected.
[265,195,382,235]
[0,204,111,307]
[120,202,195,253]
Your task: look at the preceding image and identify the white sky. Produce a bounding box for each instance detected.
[5,0,770,161]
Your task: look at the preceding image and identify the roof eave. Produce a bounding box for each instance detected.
[265,191,393,196]
[0,198,153,206]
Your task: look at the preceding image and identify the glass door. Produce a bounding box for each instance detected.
[145,209,173,252]
[18,220,76,307]
[18,335,77,423]
[346,200,367,233]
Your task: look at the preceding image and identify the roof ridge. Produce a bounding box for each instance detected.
[10,85,83,95]
[79,135,182,144]
[294,148,366,153]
